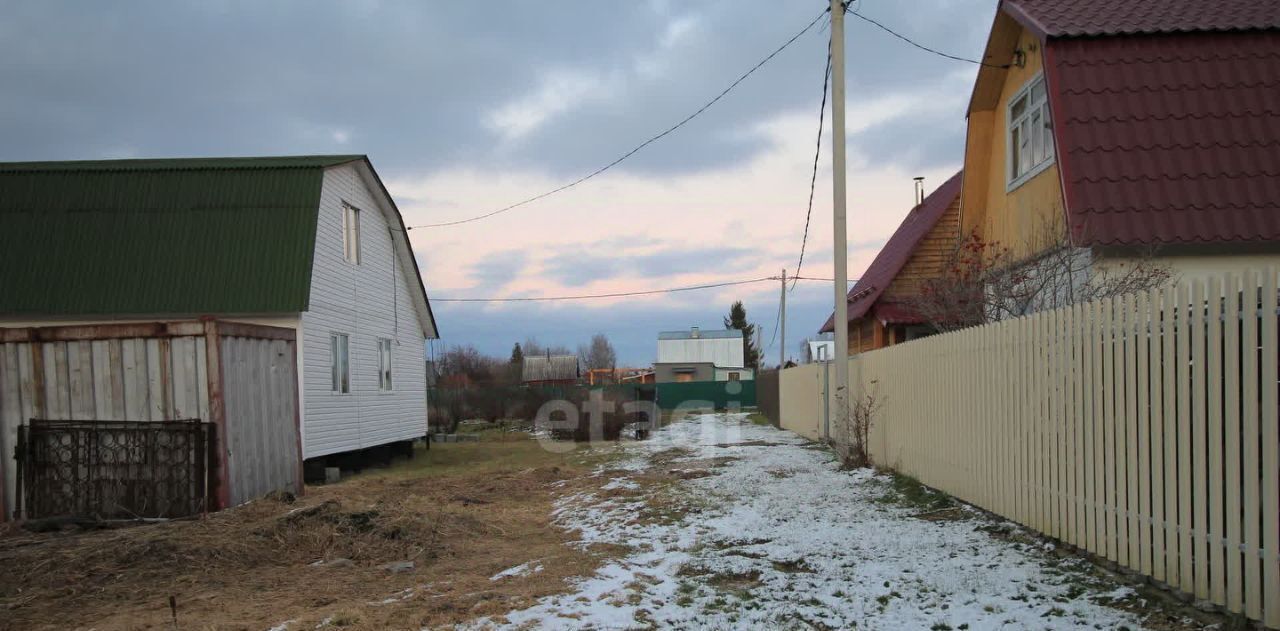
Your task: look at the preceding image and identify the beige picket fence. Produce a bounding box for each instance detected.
[780,269,1280,626]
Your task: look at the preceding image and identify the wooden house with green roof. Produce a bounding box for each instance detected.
[0,155,439,512]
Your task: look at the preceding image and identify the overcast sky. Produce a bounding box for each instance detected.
[1,0,997,365]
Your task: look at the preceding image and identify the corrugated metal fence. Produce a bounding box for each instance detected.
[756,369,780,426]
[656,380,756,411]
[780,269,1280,626]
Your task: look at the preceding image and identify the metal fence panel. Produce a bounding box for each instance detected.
[17,419,211,519]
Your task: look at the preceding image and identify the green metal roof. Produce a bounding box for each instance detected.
[0,155,364,316]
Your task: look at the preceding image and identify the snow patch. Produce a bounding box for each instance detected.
[465,413,1148,630]
[489,561,544,581]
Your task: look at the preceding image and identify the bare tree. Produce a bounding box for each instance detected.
[578,333,617,371]
[908,229,1172,333]
[522,336,571,357]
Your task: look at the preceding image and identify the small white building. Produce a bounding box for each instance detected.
[807,336,836,363]
[654,327,754,383]
[0,155,439,482]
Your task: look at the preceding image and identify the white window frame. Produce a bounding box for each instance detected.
[330,333,350,394]
[1006,72,1055,191]
[342,203,361,264]
[377,338,393,391]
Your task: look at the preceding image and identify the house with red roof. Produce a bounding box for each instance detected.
[823,0,1280,353]
[820,171,963,353]
[960,0,1280,283]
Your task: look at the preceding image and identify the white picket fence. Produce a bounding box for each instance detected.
[781,269,1280,626]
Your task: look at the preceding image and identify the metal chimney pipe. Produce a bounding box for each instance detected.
[913,176,925,206]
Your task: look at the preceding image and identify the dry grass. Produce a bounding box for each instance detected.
[0,435,618,630]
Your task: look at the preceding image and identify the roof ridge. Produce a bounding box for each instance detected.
[0,155,366,173]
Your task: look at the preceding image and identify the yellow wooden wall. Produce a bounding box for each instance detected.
[882,197,962,302]
[961,24,1067,261]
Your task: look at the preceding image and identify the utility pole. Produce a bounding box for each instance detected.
[779,269,787,368]
[830,0,850,434]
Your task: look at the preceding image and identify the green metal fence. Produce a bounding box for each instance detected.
[655,380,756,410]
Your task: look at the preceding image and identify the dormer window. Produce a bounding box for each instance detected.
[1007,74,1054,190]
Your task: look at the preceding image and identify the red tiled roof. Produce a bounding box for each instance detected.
[1044,30,1280,246]
[1002,0,1280,38]
[820,171,962,333]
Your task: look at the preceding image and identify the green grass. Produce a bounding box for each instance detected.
[746,413,773,426]
[876,472,954,512]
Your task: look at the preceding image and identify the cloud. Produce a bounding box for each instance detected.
[466,250,528,290]
[485,68,615,142]
[542,244,755,287]
[0,0,997,363]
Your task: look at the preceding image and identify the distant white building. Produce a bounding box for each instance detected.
[807,336,836,363]
[654,327,754,383]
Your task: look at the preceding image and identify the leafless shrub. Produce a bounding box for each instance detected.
[835,387,880,469]
[907,228,1172,333]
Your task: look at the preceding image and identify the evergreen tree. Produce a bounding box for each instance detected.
[510,342,524,365]
[723,301,760,370]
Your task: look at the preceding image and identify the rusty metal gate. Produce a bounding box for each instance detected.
[15,419,213,520]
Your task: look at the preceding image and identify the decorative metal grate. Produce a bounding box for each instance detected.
[15,419,212,520]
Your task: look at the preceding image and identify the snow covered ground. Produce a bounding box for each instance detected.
[466,413,1163,630]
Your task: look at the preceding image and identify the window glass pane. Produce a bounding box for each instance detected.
[331,336,339,391]
[1019,120,1031,175]
[378,340,392,390]
[1009,124,1021,179]
[343,206,361,263]
[1043,103,1055,159]
[340,336,349,393]
[1031,79,1046,106]
[352,208,360,263]
[343,207,352,261]
[1010,94,1027,121]
[1031,111,1043,164]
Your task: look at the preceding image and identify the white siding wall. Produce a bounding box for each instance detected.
[714,367,754,381]
[656,337,745,368]
[301,164,427,458]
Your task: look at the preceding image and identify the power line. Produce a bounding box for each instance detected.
[430,277,773,302]
[407,7,831,230]
[765,295,783,352]
[431,274,855,304]
[791,276,857,283]
[790,36,832,293]
[846,7,1009,69]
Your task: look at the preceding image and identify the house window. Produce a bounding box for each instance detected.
[727,372,740,382]
[1007,74,1054,189]
[377,338,393,391]
[330,333,350,393]
[342,204,361,264]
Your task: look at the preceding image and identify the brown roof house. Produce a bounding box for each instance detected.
[821,172,964,353]
[958,0,1280,314]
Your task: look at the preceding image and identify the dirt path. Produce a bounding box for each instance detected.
[469,413,1209,630]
